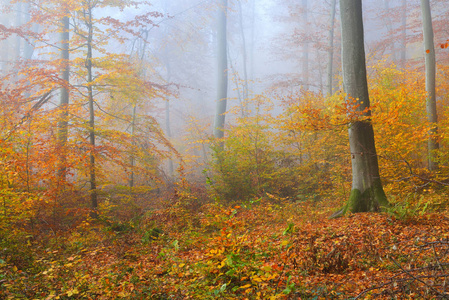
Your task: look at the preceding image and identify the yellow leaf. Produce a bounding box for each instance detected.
[67,288,79,297]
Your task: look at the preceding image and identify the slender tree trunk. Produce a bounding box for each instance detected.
[302,0,309,90]
[58,14,70,181]
[163,52,174,179]
[327,0,336,97]
[421,0,438,171]
[129,104,137,188]
[238,0,248,101]
[13,1,22,81]
[165,100,174,178]
[213,0,228,140]
[336,0,388,216]
[85,5,97,212]
[249,0,255,86]
[161,5,174,180]
[400,0,407,68]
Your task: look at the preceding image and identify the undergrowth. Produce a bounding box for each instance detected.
[0,193,448,299]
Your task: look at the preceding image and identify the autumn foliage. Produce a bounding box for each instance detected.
[1,0,449,299]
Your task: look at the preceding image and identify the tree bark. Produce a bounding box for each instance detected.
[337,0,388,215]
[420,0,439,171]
[213,0,228,141]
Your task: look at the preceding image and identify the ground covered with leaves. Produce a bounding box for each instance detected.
[1,196,448,299]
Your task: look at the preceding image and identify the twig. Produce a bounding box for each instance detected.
[390,257,446,298]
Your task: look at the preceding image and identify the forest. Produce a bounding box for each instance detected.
[0,0,449,298]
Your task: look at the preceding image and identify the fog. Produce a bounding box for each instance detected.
[0,0,448,186]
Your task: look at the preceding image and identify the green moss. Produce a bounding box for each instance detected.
[331,179,389,217]
[348,188,365,213]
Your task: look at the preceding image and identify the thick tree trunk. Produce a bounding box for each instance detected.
[337,0,388,216]
[213,0,228,140]
[420,0,439,171]
[327,0,336,97]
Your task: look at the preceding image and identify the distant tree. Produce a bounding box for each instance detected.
[334,0,388,216]
[302,0,309,91]
[420,0,439,171]
[326,0,337,97]
[213,0,228,141]
[57,7,70,182]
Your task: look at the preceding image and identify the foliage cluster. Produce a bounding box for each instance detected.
[204,62,449,211]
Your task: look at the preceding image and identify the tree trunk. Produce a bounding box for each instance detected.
[13,1,22,81]
[213,0,228,140]
[58,14,70,181]
[337,0,388,216]
[302,0,309,90]
[129,104,137,188]
[327,0,336,97]
[238,0,248,101]
[249,0,255,87]
[85,5,97,213]
[420,0,439,171]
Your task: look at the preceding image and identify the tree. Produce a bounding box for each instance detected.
[335,0,388,215]
[302,0,309,91]
[421,0,439,171]
[61,0,164,211]
[326,0,337,97]
[57,8,70,182]
[213,0,228,140]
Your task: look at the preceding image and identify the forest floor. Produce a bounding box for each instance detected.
[1,194,448,299]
